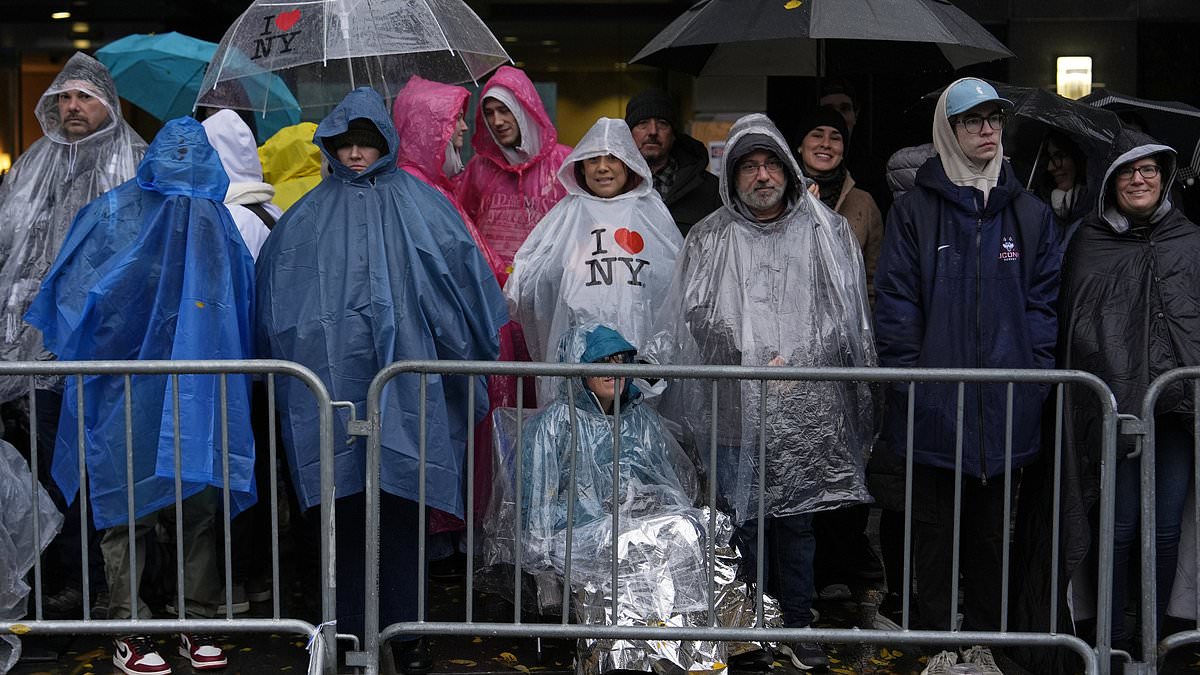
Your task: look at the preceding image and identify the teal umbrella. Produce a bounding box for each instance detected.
[96,32,301,143]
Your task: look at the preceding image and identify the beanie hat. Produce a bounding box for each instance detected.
[624,88,677,130]
[324,118,388,155]
[794,106,849,149]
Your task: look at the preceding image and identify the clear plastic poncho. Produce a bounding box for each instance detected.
[647,113,877,523]
[0,439,63,672]
[504,118,683,372]
[0,52,146,403]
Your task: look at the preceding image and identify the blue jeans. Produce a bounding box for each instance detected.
[1112,415,1194,643]
[716,445,815,628]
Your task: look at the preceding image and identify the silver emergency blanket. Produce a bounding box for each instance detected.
[483,327,779,674]
[0,52,146,403]
[646,113,877,523]
[0,439,64,672]
[505,117,683,381]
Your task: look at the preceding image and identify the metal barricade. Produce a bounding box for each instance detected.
[359,361,1121,675]
[1141,366,1200,674]
[0,360,338,675]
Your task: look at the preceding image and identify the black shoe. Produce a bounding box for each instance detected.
[779,641,829,672]
[42,586,83,618]
[391,637,433,675]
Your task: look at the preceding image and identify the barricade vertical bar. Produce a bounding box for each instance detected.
[1001,383,1013,632]
[1097,392,1119,675]
[951,382,964,631]
[610,373,622,623]
[365,375,384,675]
[418,373,428,623]
[221,374,233,619]
[514,376,524,622]
[125,374,138,621]
[902,382,915,629]
[756,378,767,627]
[173,374,185,619]
[28,382,42,620]
[1194,380,1199,633]
[319,367,337,673]
[77,374,91,620]
[709,379,719,627]
[562,381,579,624]
[1050,386,1064,631]
[465,378,476,623]
[268,374,281,619]
[1140,412,1158,671]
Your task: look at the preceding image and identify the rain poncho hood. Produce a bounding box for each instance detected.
[202,109,278,260]
[0,52,146,403]
[458,66,573,271]
[1095,133,1177,233]
[647,113,877,521]
[25,116,257,530]
[505,117,683,376]
[256,87,507,515]
[933,78,1005,205]
[0,439,63,671]
[392,75,505,280]
[258,122,322,212]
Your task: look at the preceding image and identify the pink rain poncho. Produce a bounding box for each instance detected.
[0,52,145,403]
[457,66,573,274]
[505,117,682,385]
[392,74,519,529]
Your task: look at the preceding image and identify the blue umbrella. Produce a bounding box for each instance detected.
[96,32,301,143]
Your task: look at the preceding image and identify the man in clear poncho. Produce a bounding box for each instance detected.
[0,52,146,401]
[487,325,774,674]
[505,117,682,400]
[648,114,876,671]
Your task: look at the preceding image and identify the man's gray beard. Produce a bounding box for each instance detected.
[737,183,785,212]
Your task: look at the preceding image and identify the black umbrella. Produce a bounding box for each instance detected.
[630,0,1014,77]
[1081,89,1200,186]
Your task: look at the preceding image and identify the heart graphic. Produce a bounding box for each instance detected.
[275,9,302,31]
[613,228,644,255]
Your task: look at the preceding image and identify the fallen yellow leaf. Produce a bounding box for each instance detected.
[784,0,803,8]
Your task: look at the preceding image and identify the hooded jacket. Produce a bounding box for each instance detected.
[874,96,1062,479]
[26,117,257,530]
[256,87,507,516]
[660,133,722,236]
[202,109,279,260]
[456,67,573,272]
[391,75,505,282]
[649,114,876,522]
[505,117,683,373]
[258,122,322,212]
[0,52,146,403]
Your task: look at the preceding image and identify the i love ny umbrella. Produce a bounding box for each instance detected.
[196,0,511,115]
[95,32,300,142]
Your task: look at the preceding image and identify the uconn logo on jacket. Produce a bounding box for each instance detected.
[999,236,1020,261]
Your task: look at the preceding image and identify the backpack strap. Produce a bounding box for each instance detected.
[244,202,277,230]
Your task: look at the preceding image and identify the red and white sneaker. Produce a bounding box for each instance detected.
[178,634,228,670]
[113,635,172,675]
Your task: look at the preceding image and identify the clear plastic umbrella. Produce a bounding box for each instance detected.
[196,0,510,114]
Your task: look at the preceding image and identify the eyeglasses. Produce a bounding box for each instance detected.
[737,157,786,176]
[1115,164,1161,180]
[597,353,633,364]
[952,112,1006,135]
[1047,151,1071,167]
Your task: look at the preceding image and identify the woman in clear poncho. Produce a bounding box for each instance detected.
[488,325,762,674]
[504,117,683,392]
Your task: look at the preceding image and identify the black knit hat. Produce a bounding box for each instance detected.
[794,106,849,149]
[325,117,388,155]
[624,88,677,130]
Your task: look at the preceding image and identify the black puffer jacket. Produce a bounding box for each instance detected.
[662,133,722,237]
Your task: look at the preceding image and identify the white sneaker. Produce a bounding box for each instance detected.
[920,650,958,675]
[960,645,1004,674]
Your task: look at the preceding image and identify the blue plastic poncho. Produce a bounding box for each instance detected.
[25,116,257,530]
[256,87,506,515]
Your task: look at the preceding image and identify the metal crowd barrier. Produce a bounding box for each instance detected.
[0,360,338,675]
[363,361,1121,675]
[1142,366,1200,674]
